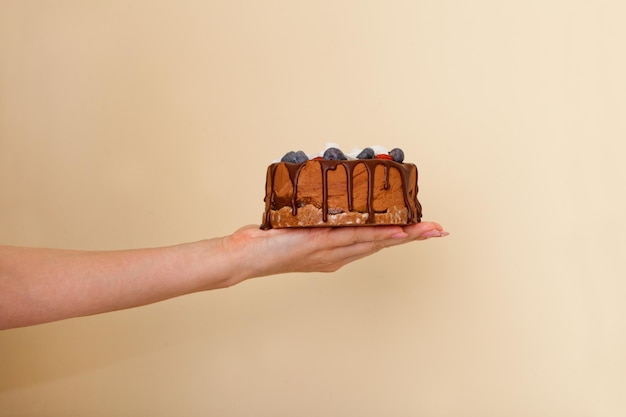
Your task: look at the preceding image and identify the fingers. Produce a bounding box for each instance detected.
[327,225,406,247]
[329,221,448,248]
[400,221,449,240]
[315,221,449,267]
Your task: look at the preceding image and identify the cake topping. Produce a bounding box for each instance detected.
[389,148,405,163]
[276,145,407,163]
[280,150,309,164]
[322,147,347,161]
[356,147,375,159]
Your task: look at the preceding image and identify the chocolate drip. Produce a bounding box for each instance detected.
[261,159,422,229]
[320,161,339,222]
[362,162,376,223]
[285,163,305,215]
[345,163,356,211]
[263,164,278,228]
[396,162,415,222]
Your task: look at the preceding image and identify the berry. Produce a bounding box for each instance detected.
[281,150,309,164]
[356,147,375,159]
[375,154,393,160]
[323,147,347,161]
[389,148,404,163]
[280,151,297,163]
[294,150,309,163]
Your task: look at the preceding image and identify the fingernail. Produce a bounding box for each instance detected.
[391,232,409,239]
[421,229,449,238]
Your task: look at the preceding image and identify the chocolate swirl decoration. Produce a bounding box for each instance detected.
[261,159,422,229]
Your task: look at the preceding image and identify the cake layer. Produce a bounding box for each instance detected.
[261,159,422,229]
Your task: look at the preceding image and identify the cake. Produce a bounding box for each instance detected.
[261,146,422,229]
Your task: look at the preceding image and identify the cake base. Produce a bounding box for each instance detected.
[265,205,410,228]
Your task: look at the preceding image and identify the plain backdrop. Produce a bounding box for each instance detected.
[1,1,625,416]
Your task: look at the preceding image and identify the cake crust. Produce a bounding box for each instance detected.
[261,159,422,229]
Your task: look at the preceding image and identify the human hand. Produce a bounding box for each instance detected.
[224,221,448,281]
[0,222,447,328]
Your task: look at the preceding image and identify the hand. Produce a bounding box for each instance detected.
[224,221,448,280]
[0,222,447,328]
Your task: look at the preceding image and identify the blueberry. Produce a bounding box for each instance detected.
[294,150,309,163]
[389,148,404,163]
[280,151,297,163]
[356,147,375,159]
[323,147,347,161]
[281,150,309,163]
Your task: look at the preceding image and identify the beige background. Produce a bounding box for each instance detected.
[1,0,625,416]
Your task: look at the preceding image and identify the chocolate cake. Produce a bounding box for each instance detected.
[261,146,422,229]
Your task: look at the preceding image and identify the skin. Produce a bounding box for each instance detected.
[0,221,447,329]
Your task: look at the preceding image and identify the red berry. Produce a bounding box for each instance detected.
[375,154,393,160]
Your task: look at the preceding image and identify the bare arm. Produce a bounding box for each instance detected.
[0,221,447,329]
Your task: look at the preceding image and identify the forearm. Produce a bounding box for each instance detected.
[0,238,242,329]
[0,221,447,329]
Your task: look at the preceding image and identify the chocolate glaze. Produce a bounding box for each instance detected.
[261,159,422,229]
